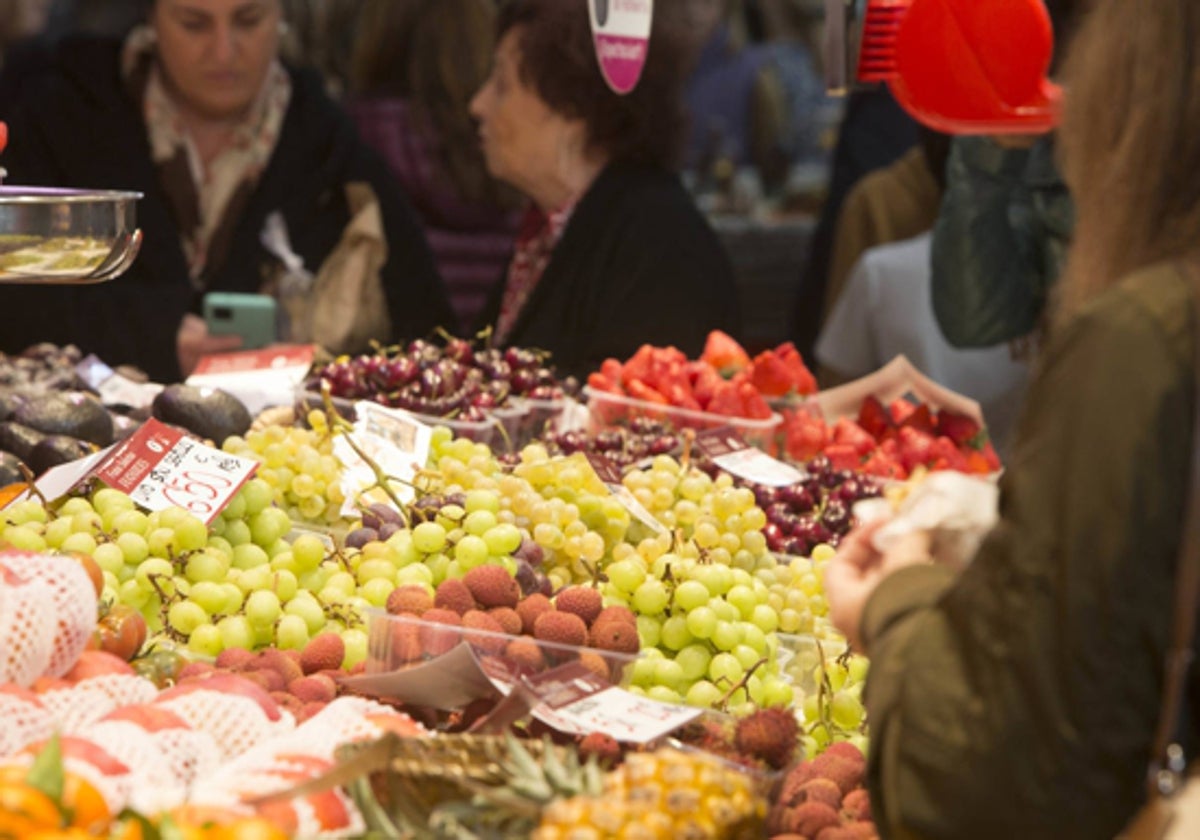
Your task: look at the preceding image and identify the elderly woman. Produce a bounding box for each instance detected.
[470,0,740,378]
[0,0,453,381]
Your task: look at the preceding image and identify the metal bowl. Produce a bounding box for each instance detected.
[0,186,143,284]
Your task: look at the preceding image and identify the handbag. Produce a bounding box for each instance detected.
[1119,261,1200,839]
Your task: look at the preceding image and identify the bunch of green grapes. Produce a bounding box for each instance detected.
[786,640,870,760]
[221,412,346,525]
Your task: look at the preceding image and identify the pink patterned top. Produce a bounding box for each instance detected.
[493,200,577,345]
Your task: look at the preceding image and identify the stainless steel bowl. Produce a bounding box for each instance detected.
[0,186,143,284]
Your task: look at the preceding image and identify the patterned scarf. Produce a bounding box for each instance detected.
[122,25,292,288]
[494,200,576,345]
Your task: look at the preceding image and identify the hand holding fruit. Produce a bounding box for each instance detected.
[824,521,932,651]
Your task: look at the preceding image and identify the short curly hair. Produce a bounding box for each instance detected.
[497,0,688,170]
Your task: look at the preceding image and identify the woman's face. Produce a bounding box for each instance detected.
[469,29,580,197]
[151,0,283,121]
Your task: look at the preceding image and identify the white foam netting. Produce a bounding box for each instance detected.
[155,689,295,763]
[0,553,98,678]
[83,721,190,813]
[0,688,54,757]
[48,675,158,734]
[0,571,56,687]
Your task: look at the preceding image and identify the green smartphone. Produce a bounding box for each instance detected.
[203,292,278,349]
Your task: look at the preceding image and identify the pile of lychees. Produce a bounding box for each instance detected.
[769,742,876,840]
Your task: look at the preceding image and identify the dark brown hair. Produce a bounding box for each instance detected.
[497,0,689,170]
[1055,0,1200,321]
[351,0,507,207]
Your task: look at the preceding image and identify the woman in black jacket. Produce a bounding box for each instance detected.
[0,0,453,382]
[469,0,739,379]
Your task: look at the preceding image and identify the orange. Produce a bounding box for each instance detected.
[209,818,289,840]
[0,767,109,833]
[0,781,62,837]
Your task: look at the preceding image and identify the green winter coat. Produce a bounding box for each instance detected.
[930,136,1074,347]
[862,262,1199,838]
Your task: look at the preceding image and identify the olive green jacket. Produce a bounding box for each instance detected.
[862,262,1198,838]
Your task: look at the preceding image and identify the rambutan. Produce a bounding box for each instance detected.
[733,707,799,770]
[783,802,840,837]
[841,788,872,822]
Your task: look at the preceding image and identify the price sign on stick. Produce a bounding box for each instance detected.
[588,0,654,94]
[695,428,807,487]
[91,418,258,524]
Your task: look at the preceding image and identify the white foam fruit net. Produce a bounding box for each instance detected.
[1,552,98,678]
[0,569,56,687]
[46,675,157,735]
[0,688,54,756]
[155,689,295,763]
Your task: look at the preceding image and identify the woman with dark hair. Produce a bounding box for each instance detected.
[470,0,739,378]
[347,0,519,333]
[824,0,1200,836]
[0,0,453,381]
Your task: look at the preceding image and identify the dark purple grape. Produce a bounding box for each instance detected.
[345,527,379,549]
[514,537,545,568]
[361,508,382,531]
[515,560,540,596]
[810,523,834,545]
[444,492,467,508]
[504,347,537,369]
[765,502,791,523]
[369,502,405,526]
[784,537,808,557]
[378,522,401,540]
[753,486,777,508]
[595,431,623,452]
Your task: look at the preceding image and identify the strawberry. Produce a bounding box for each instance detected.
[889,398,916,424]
[857,395,894,441]
[823,443,861,471]
[750,350,795,397]
[625,379,668,405]
[620,345,656,389]
[981,440,1002,471]
[832,418,876,456]
[736,375,773,419]
[689,361,723,409]
[897,426,936,472]
[900,403,936,435]
[860,452,907,479]
[936,410,985,448]
[586,371,620,394]
[929,436,968,472]
[707,380,746,417]
[784,409,829,461]
[701,330,751,377]
[776,342,818,396]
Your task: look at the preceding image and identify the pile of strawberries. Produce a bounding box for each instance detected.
[586,331,817,421]
[782,396,1001,479]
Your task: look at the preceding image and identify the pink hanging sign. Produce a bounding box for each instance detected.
[589,0,654,95]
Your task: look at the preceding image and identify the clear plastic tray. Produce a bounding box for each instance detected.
[583,386,783,454]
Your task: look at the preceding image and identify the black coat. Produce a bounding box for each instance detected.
[479,162,740,379]
[0,38,453,382]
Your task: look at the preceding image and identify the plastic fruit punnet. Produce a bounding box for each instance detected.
[857,0,1061,134]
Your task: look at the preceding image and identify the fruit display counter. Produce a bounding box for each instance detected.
[0,332,1001,839]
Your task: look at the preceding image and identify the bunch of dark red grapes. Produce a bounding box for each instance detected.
[753,455,884,557]
[542,417,682,469]
[310,338,577,421]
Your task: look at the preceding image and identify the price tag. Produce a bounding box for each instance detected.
[584,452,667,535]
[188,345,316,416]
[523,662,702,744]
[76,354,163,411]
[696,428,806,487]
[90,418,258,524]
[588,0,654,94]
[333,402,432,515]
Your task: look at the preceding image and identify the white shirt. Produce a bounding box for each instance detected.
[816,232,1030,451]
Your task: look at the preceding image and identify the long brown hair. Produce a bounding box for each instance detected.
[351,0,508,208]
[1056,0,1200,323]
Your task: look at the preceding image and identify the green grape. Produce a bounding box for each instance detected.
[830,690,865,729]
[342,628,369,669]
[660,616,694,651]
[59,531,97,556]
[672,580,709,612]
[276,614,310,650]
[189,581,228,615]
[217,615,255,651]
[653,659,686,691]
[463,510,498,537]
[185,550,231,583]
[685,680,723,708]
[239,479,274,516]
[236,565,273,595]
[674,643,713,682]
[245,590,282,628]
[685,606,718,640]
[482,522,522,555]
[359,577,395,607]
[291,534,327,572]
[173,515,208,553]
[92,542,126,576]
[636,614,662,648]
[708,652,744,685]
[286,593,328,634]
[3,525,46,552]
[412,521,448,554]
[606,560,647,595]
[135,557,174,592]
[356,558,397,584]
[271,570,300,603]
[187,623,223,658]
[44,518,74,549]
[453,534,489,568]
[168,599,210,636]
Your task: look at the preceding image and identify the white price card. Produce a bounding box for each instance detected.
[76,354,162,410]
[91,418,258,524]
[584,451,667,535]
[334,402,432,515]
[188,345,315,416]
[695,428,806,487]
[523,662,702,744]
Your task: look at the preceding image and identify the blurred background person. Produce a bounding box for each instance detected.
[824,0,1200,835]
[470,0,739,378]
[0,0,452,381]
[347,0,519,335]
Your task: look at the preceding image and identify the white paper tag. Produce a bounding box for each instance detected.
[76,354,163,410]
[8,445,115,508]
[584,452,668,535]
[334,402,432,515]
[696,428,806,487]
[91,418,258,524]
[188,345,315,416]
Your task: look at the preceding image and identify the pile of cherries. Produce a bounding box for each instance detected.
[310,338,577,421]
[755,455,884,557]
[542,417,682,469]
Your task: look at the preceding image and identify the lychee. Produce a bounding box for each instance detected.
[215,647,256,670]
[533,611,588,647]
[823,741,866,769]
[734,707,799,770]
[504,638,546,672]
[300,633,346,675]
[488,607,522,636]
[242,668,286,693]
[462,610,508,654]
[810,754,865,796]
[816,824,877,840]
[841,788,872,822]
[554,586,603,625]
[289,674,337,705]
[390,623,423,663]
[788,778,842,810]
[258,648,304,684]
[516,593,553,634]
[463,565,521,608]
[434,578,477,615]
[593,605,636,628]
[578,651,611,682]
[782,801,840,837]
[589,620,640,654]
[419,608,462,657]
[386,584,434,616]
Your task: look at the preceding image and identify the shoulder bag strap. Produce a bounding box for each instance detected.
[1146,261,1200,798]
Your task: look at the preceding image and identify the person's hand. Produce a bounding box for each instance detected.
[988,133,1045,150]
[825,522,933,652]
[176,313,242,378]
